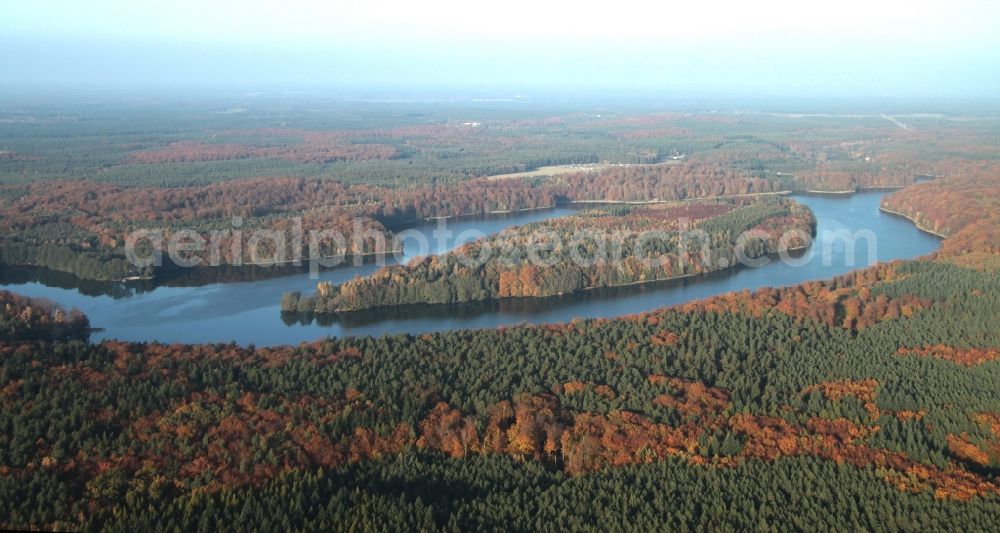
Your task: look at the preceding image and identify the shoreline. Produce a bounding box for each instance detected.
[391,189,796,226]
[0,248,408,286]
[426,204,559,219]
[8,185,929,291]
[117,250,406,282]
[485,205,557,215]
[566,190,793,205]
[857,185,905,191]
[878,206,949,239]
[10,183,949,347]
[389,204,561,227]
[803,189,855,195]
[801,186,904,196]
[795,185,909,198]
[320,240,813,315]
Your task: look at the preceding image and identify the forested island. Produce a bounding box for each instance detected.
[283,197,815,313]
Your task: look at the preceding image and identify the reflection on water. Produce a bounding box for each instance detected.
[0,264,322,299]
[280,261,782,329]
[0,192,940,345]
[0,267,163,299]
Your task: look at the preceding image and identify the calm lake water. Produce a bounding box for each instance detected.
[0,191,941,345]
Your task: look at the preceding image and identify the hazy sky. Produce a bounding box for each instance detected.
[2,0,998,97]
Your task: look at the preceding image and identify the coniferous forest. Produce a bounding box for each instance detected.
[3,102,1000,531]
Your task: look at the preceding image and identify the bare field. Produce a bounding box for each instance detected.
[484,159,683,181]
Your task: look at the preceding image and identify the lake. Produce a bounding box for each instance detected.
[0,191,941,345]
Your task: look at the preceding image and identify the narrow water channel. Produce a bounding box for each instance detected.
[0,191,941,345]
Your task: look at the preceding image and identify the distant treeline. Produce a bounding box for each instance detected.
[3,106,974,281]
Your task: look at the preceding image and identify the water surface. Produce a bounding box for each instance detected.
[0,192,940,345]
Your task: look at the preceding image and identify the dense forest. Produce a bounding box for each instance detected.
[881,162,1000,255]
[0,165,778,280]
[3,104,1000,529]
[4,247,1000,528]
[284,197,815,312]
[3,104,990,281]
